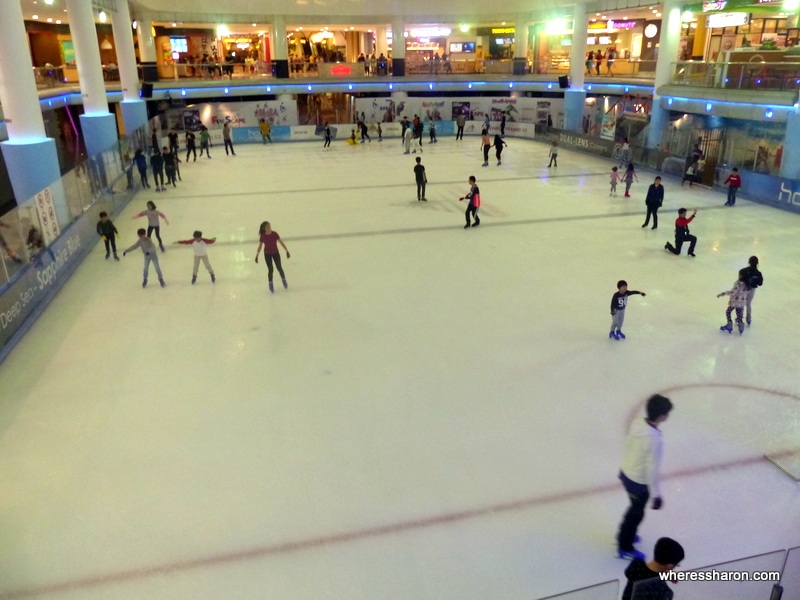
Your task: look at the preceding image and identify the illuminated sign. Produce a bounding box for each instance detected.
[706,12,749,27]
[702,0,727,11]
[588,22,607,30]
[330,64,353,77]
[644,23,659,38]
[409,27,451,37]
[608,20,638,30]
[491,27,515,34]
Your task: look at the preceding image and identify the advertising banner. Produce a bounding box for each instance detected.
[32,187,60,245]
[183,100,299,132]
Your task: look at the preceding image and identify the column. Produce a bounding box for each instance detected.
[65,0,118,159]
[135,12,158,81]
[111,0,147,133]
[391,17,405,76]
[376,27,389,58]
[780,109,800,180]
[271,16,289,79]
[647,0,682,149]
[0,0,68,224]
[564,4,589,131]
[691,18,708,60]
[513,17,530,75]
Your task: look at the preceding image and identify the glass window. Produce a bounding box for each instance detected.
[739,24,751,34]
[750,19,764,33]
[724,26,737,34]
[763,20,778,33]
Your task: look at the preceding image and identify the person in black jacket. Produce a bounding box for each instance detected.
[641,177,664,229]
[743,255,764,326]
[96,211,120,261]
[664,208,697,257]
[150,150,165,192]
[621,537,684,600]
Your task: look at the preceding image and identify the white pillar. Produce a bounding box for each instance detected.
[570,4,589,90]
[271,16,288,61]
[110,0,139,102]
[0,0,47,141]
[136,13,156,63]
[65,0,110,115]
[391,17,405,60]
[648,0,682,148]
[514,18,529,59]
[376,27,388,58]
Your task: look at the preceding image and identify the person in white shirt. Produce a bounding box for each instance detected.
[175,230,216,284]
[616,394,673,561]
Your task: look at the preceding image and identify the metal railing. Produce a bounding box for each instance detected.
[671,60,800,91]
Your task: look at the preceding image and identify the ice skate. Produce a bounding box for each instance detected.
[720,323,733,333]
[609,331,619,340]
[211,273,216,283]
[159,279,165,288]
[142,279,147,288]
[616,331,626,339]
[282,278,288,289]
[192,275,197,285]
[618,548,645,561]
[269,281,275,293]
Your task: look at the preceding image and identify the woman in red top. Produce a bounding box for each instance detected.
[255,221,291,293]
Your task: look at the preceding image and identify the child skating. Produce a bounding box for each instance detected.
[623,163,638,197]
[480,130,491,166]
[610,166,621,196]
[123,228,165,288]
[132,201,169,252]
[493,134,507,166]
[176,231,216,284]
[96,211,120,261]
[414,157,427,201]
[717,269,749,335]
[548,140,558,168]
[609,280,646,340]
[459,176,481,229]
[742,255,763,326]
[255,221,290,293]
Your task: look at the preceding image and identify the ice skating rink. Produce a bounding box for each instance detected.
[1,136,799,599]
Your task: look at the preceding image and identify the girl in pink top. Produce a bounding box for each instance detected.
[255,221,290,293]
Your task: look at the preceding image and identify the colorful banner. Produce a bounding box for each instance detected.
[184,100,299,132]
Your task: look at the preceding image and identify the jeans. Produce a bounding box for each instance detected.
[416,181,426,199]
[483,144,490,163]
[745,288,756,323]
[611,309,625,333]
[143,253,163,281]
[147,226,164,248]
[264,253,285,282]
[465,202,480,226]
[456,125,464,140]
[727,186,738,204]
[224,139,235,155]
[186,146,196,161]
[102,234,117,255]
[152,169,164,188]
[138,168,149,188]
[617,471,649,551]
[548,153,558,167]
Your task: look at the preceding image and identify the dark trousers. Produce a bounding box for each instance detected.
[642,205,659,228]
[152,170,164,187]
[617,472,649,551]
[186,146,197,161]
[548,153,558,167]
[264,253,285,282]
[200,143,210,157]
[495,147,503,161]
[465,202,480,225]
[147,226,164,247]
[456,125,464,140]
[726,306,744,327]
[324,137,331,148]
[416,181,426,199]
[138,168,149,188]
[667,234,697,255]
[165,167,176,186]
[102,235,117,255]
[483,144,490,163]
[224,139,235,155]
[169,144,179,155]
[727,187,738,204]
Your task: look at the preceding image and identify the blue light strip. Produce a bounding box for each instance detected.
[664,95,794,109]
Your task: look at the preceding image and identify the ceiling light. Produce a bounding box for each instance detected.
[32,14,39,19]
[350,26,354,30]
[44,0,54,4]
[252,23,257,27]
[596,12,601,15]
[98,10,107,23]
[591,18,597,21]
[132,20,137,29]
[47,18,53,22]
[56,19,61,24]
[460,24,469,32]
[656,13,662,17]
[502,22,506,25]
[172,23,177,27]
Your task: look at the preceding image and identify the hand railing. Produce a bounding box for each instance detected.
[671,60,800,91]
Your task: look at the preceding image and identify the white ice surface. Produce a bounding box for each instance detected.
[1,137,799,599]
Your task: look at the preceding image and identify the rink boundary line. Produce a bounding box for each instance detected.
[144,171,612,200]
[2,449,796,599]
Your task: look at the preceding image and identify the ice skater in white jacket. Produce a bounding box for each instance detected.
[616,394,673,561]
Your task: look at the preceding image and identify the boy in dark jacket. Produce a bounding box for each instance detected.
[150,150,165,192]
[641,177,664,229]
[622,537,684,600]
[133,149,150,189]
[96,211,119,261]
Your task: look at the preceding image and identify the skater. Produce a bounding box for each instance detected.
[483,114,490,131]
[717,269,749,335]
[176,230,216,284]
[724,167,742,206]
[259,118,272,144]
[185,130,197,162]
[742,255,763,325]
[403,125,412,154]
[133,149,150,188]
[123,228,165,288]
[222,122,236,155]
[199,126,211,158]
[623,162,638,197]
[360,120,371,143]
[459,175,481,229]
[610,166,622,196]
[500,114,506,136]
[481,129,491,166]
[681,159,698,187]
[413,119,424,153]
[621,537,684,600]
[429,122,437,143]
[172,148,182,182]
[641,177,663,229]
[323,122,332,148]
[376,122,382,142]
[547,140,558,167]
[96,211,120,261]
[255,221,290,293]
[493,134,507,165]
[664,208,697,257]
[162,147,177,188]
[150,148,165,192]
[619,137,631,167]
[168,130,180,155]
[616,394,672,560]
[347,129,357,145]
[455,113,466,140]
[132,201,169,252]
[609,280,646,340]
[414,157,427,201]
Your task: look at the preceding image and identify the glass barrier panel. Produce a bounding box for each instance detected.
[636,550,786,599]
[779,546,800,598]
[535,579,619,600]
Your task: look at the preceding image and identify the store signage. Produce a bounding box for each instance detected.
[330,63,352,76]
[608,20,638,30]
[702,0,727,11]
[409,27,451,37]
[706,12,749,27]
[491,27,515,34]
[588,22,607,30]
[757,0,781,3]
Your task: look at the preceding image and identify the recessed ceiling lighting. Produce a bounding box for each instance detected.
[171,23,177,27]
[596,12,601,15]
[591,18,597,21]
[656,13,662,17]
[47,18,53,22]
[350,26,354,30]
[45,0,55,4]
[623,16,628,20]
[501,22,506,25]
[252,23,257,27]
[56,19,61,24]
[98,10,106,22]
